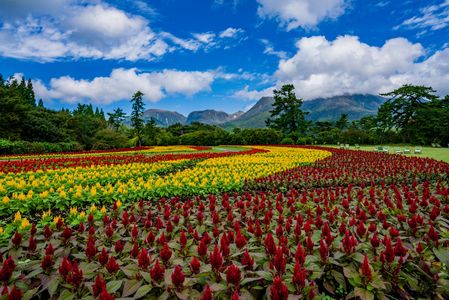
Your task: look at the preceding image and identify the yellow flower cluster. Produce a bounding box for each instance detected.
[0,146,331,216]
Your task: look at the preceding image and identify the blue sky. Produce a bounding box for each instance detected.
[1,0,448,115]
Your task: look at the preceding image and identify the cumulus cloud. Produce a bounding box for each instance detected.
[256,0,348,30]
[260,39,287,59]
[235,35,449,100]
[34,68,217,104]
[398,0,449,33]
[233,85,274,100]
[0,0,238,61]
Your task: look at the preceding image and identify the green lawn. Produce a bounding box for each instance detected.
[321,145,449,163]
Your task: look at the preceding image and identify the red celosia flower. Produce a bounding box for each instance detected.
[106,225,113,239]
[0,256,16,283]
[131,224,139,240]
[67,261,83,288]
[241,250,254,270]
[77,222,85,233]
[319,239,328,262]
[270,276,289,300]
[98,247,109,266]
[30,223,37,235]
[11,231,22,247]
[62,227,73,242]
[171,265,185,289]
[146,231,155,245]
[114,240,124,253]
[361,254,372,280]
[226,264,241,286]
[190,257,201,273]
[370,233,380,248]
[58,256,72,280]
[130,243,139,258]
[41,254,54,272]
[428,225,439,243]
[160,243,172,263]
[235,230,247,249]
[88,225,96,236]
[231,290,240,300]
[198,238,208,258]
[292,260,306,289]
[306,235,314,253]
[201,285,213,300]
[7,284,22,300]
[295,243,306,265]
[157,232,167,245]
[180,230,187,249]
[88,213,94,225]
[138,248,150,270]
[45,243,54,256]
[273,246,286,275]
[28,235,37,253]
[394,238,407,257]
[264,233,276,256]
[210,245,223,271]
[122,211,129,227]
[150,260,165,283]
[106,257,119,274]
[93,274,107,297]
[85,235,97,259]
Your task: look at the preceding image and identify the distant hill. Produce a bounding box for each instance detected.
[142,109,186,126]
[186,109,240,125]
[302,94,386,122]
[224,94,385,128]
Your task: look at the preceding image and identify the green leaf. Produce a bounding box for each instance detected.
[23,288,38,300]
[255,270,273,281]
[106,280,123,294]
[353,287,374,300]
[433,248,449,267]
[122,279,143,298]
[134,284,152,299]
[241,277,262,285]
[58,289,75,300]
[48,276,61,297]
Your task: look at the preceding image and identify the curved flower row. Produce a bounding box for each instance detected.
[0,179,448,299]
[0,146,211,161]
[0,147,329,219]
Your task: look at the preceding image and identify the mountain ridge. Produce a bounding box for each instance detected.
[140,94,385,128]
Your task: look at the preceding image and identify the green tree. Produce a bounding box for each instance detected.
[130,91,145,146]
[336,113,349,130]
[266,84,308,135]
[380,85,438,142]
[107,108,127,131]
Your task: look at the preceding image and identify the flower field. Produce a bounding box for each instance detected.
[0,145,448,299]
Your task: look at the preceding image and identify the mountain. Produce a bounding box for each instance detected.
[223,97,274,129]
[187,109,235,125]
[302,94,385,122]
[142,109,186,126]
[224,94,385,128]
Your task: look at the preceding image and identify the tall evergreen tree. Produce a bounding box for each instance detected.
[107,108,127,131]
[266,84,308,135]
[26,79,35,106]
[130,91,145,146]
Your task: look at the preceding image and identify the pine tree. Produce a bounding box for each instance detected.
[38,99,44,108]
[26,79,36,106]
[130,91,145,146]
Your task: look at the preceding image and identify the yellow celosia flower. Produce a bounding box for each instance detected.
[70,207,78,215]
[2,196,9,204]
[100,206,106,214]
[14,211,21,222]
[90,204,97,212]
[42,209,51,219]
[53,216,63,224]
[20,218,30,229]
[79,211,86,218]
[0,227,3,235]
[116,200,122,208]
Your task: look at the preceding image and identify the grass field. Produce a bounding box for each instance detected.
[322,144,449,162]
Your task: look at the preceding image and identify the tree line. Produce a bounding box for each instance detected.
[1,72,448,154]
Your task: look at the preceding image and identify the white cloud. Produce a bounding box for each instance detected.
[398,0,449,33]
[233,85,274,100]
[34,68,217,105]
[257,0,348,30]
[235,35,449,101]
[192,32,216,44]
[219,27,244,38]
[260,39,287,59]
[0,2,171,61]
